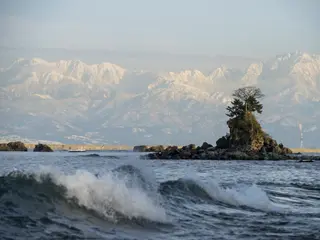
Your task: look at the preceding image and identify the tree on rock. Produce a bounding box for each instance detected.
[226,86,264,118]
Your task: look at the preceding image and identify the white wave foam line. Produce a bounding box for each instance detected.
[36,166,168,223]
[201,180,289,212]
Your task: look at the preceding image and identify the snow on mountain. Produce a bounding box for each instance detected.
[1,52,320,147]
[241,63,263,85]
[2,58,126,87]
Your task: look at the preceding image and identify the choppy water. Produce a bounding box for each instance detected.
[0,151,320,240]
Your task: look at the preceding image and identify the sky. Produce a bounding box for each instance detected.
[0,0,319,57]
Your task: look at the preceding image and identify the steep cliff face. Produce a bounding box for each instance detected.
[227,113,264,152]
[224,112,292,156]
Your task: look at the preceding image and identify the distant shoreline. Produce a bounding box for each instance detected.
[23,143,132,151]
[290,148,320,154]
[2,142,320,154]
[25,143,320,153]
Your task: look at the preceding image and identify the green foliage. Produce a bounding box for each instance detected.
[228,113,265,151]
[226,99,245,118]
[226,86,264,118]
[246,95,263,114]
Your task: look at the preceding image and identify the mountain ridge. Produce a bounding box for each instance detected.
[1,51,320,147]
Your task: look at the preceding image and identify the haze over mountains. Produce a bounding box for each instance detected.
[1,50,319,147]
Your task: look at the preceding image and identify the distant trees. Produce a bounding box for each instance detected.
[226,86,264,118]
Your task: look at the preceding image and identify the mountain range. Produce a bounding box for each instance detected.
[1,51,319,147]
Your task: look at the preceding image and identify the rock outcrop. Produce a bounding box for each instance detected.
[33,143,54,152]
[144,113,315,160]
[145,142,318,161]
[0,141,28,151]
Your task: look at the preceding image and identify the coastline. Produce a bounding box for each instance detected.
[2,143,320,154]
[23,143,132,151]
[290,148,320,154]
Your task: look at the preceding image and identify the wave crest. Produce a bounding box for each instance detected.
[1,167,168,224]
[159,177,287,212]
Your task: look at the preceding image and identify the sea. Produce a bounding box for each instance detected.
[0,151,319,240]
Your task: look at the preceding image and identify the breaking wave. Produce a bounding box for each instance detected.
[0,166,168,225]
[159,178,288,212]
[1,163,295,233]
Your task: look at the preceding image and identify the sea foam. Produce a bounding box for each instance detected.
[35,166,168,223]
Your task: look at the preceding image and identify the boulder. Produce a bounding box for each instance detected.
[207,146,216,152]
[133,145,149,152]
[216,135,230,149]
[188,144,196,150]
[33,143,53,152]
[148,145,165,152]
[133,145,166,152]
[201,142,213,150]
[165,146,179,152]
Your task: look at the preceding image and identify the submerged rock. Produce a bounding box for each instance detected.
[33,143,53,152]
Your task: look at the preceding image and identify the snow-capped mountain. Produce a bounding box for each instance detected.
[1,52,320,147]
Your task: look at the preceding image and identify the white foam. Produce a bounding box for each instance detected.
[35,166,168,223]
[198,179,289,212]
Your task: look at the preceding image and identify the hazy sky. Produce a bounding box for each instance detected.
[0,0,319,57]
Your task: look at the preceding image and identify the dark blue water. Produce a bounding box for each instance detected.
[1,151,320,240]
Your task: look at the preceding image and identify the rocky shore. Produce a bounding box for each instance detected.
[138,114,320,161]
[140,142,319,161]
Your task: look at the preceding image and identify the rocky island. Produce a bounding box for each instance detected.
[33,143,54,152]
[136,87,319,161]
[0,141,28,151]
[0,142,54,152]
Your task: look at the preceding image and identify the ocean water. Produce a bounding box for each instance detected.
[0,151,319,240]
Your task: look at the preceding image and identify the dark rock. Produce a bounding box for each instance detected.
[192,154,200,160]
[201,142,213,150]
[216,135,230,149]
[207,146,216,152]
[188,144,196,150]
[133,145,164,152]
[148,145,165,152]
[33,143,53,152]
[180,151,192,159]
[165,146,179,152]
[133,145,150,152]
[1,141,28,151]
[198,149,205,154]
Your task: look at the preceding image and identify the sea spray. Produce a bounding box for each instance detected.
[35,165,168,223]
[199,179,289,212]
[160,172,289,213]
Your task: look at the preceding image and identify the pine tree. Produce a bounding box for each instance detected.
[226,86,264,118]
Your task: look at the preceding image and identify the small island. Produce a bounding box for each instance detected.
[0,141,28,151]
[33,143,54,152]
[136,87,319,161]
[0,142,53,152]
